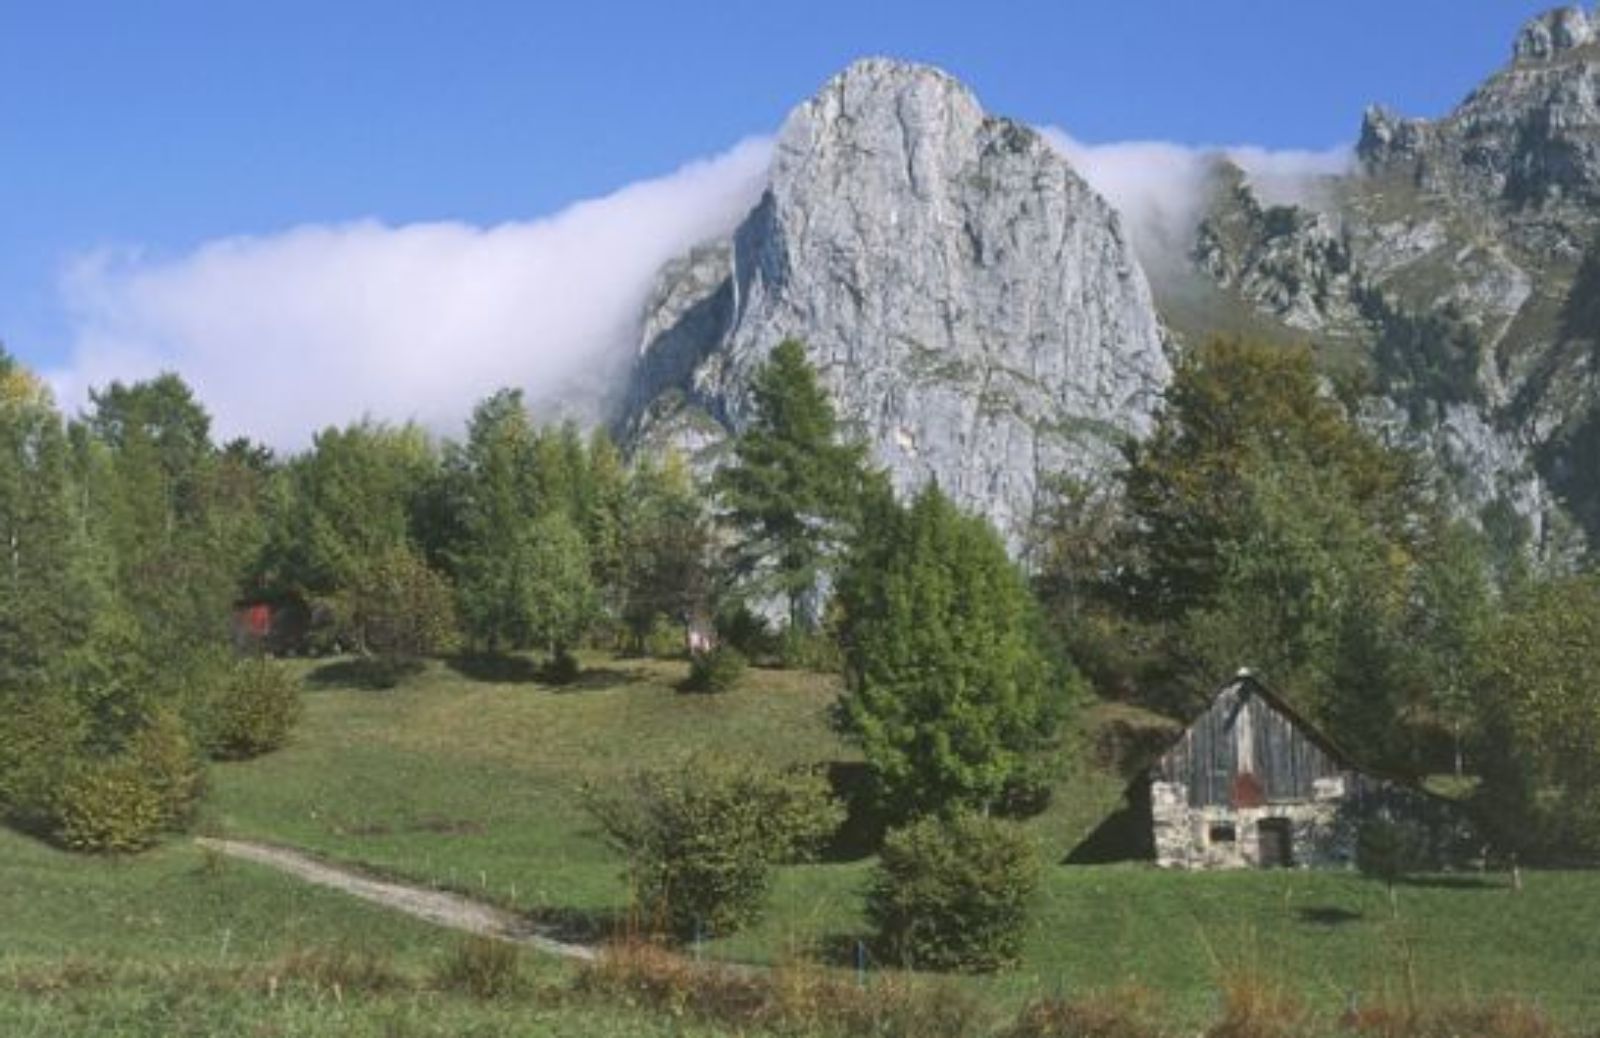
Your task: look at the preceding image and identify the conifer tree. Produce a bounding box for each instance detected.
[714,340,868,630]
[452,390,542,652]
[836,485,1072,822]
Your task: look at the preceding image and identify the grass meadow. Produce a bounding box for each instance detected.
[6,651,1598,1033]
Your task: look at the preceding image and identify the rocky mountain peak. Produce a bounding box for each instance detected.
[1513,6,1595,63]
[620,58,1169,549]
[1358,6,1600,215]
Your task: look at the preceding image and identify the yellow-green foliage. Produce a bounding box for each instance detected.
[584,754,843,940]
[49,711,204,853]
[50,761,169,853]
[0,692,85,825]
[209,657,303,760]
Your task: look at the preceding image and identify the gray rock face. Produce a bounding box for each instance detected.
[1187,7,1600,553]
[1361,7,1600,213]
[1515,6,1595,62]
[620,58,1169,547]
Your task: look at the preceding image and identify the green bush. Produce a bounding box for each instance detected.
[128,709,206,830]
[0,691,85,829]
[48,710,204,853]
[715,604,777,660]
[867,811,1040,972]
[208,658,303,760]
[681,645,747,694]
[584,755,843,940]
[50,761,169,853]
[643,615,686,659]
[778,626,842,672]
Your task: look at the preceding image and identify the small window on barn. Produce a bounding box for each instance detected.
[1209,823,1237,844]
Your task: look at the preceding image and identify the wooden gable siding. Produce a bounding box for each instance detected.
[1154,679,1346,808]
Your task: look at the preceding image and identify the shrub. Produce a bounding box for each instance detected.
[715,603,777,661]
[0,691,85,829]
[435,936,522,999]
[127,709,206,830]
[350,546,460,676]
[48,710,205,853]
[584,755,843,940]
[49,759,168,853]
[208,658,303,760]
[681,645,748,694]
[643,615,686,659]
[778,626,842,672]
[867,811,1040,972]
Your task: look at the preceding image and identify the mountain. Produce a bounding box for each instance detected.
[1184,4,1600,551]
[617,58,1169,548]
[621,7,1600,555]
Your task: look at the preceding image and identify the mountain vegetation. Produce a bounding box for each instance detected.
[4,326,1600,866]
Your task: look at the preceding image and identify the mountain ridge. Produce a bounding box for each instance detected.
[620,8,1600,555]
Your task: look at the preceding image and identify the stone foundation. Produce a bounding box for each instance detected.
[1151,780,1355,870]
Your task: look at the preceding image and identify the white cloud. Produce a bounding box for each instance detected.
[51,136,773,448]
[1040,128,1351,267]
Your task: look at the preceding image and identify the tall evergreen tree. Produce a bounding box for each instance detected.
[621,451,713,647]
[836,485,1073,823]
[451,389,542,652]
[714,340,869,630]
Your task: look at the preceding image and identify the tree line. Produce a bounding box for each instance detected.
[2,333,1597,867]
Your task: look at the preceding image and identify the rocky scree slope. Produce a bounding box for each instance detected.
[618,58,1169,548]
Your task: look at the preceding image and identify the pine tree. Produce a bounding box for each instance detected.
[451,390,542,651]
[621,451,712,648]
[836,485,1073,823]
[714,340,869,630]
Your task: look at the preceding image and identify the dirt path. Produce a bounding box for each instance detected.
[196,837,596,961]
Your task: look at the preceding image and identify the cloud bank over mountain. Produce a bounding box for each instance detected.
[1041,128,1352,264]
[49,137,773,446]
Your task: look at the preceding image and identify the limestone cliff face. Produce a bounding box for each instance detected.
[620,58,1170,547]
[1184,6,1600,551]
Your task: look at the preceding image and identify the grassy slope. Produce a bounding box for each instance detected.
[0,826,746,1036]
[206,655,847,921]
[12,654,1599,1029]
[195,655,1600,1024]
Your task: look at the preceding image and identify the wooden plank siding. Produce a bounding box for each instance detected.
[1153,678,1347,808]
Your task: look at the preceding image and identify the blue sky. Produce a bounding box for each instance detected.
[0,0,1565,441]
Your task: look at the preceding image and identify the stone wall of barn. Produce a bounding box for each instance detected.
[1151,776,1356,869]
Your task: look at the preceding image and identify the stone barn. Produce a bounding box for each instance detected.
[1069,670,1473,870]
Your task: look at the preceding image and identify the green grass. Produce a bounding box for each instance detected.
[0,825,748,1035]
[11,651,1600,1032]
[0,826,451,968]
[205,654,846,923]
